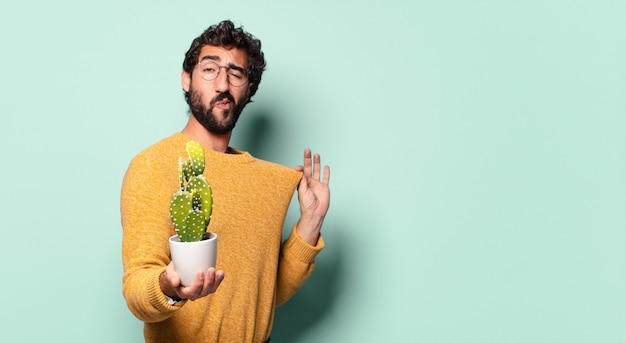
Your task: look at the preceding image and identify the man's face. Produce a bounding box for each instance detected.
[182,45,251,135]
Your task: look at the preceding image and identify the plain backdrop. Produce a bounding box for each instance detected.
[1,1,625,342]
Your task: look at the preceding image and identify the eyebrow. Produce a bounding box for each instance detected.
[199,55,246,72]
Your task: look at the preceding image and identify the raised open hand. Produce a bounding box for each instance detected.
[294,148,330,244]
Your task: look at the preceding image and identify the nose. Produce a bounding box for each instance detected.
[213,68,230,92]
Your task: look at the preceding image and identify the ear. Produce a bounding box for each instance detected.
[246,83,253,102]
[182,70,191,92]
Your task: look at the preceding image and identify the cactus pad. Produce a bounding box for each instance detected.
[188,175,213,224]
[184,211,206,242]
[186,141,205,176]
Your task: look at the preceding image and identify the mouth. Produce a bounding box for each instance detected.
[213,94,234,110]
[216,99,231,108]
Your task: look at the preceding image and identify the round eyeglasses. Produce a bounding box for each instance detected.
[196,60,248,87]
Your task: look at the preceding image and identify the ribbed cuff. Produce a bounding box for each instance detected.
[283,225,325,263]
[148,267,185,312]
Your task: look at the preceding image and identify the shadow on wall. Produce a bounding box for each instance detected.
[233,109,274,159]
[272,240,343,341]
[236,110,343,341]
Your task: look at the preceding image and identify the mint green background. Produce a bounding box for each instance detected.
[1,1,625,342]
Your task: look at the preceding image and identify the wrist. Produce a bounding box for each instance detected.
[164,293,183,305]
[297,213,325,230]
[296,217,324,245]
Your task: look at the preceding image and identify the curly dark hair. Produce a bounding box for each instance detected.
[182,20,266,104]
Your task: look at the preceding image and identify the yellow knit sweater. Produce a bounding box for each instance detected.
[121,133,324,343]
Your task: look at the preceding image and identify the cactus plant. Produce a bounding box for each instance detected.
[169,141,213,242]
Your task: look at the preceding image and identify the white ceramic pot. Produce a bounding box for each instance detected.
[169,232,217,286]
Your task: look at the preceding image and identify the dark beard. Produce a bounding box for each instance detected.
[188,88,246,135]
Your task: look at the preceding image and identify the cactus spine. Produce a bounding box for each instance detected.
[169,141,213,242]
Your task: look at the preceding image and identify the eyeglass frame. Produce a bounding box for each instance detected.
[195,58,249,87]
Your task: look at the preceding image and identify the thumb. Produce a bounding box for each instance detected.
[170,274,181,288]
[166,262,182,287]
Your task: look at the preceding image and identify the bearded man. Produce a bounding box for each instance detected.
[121,20,330,343]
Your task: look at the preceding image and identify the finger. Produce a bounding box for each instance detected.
[180,271,206,299]
[203,269,224,295]
[313,153,321,180]
[212,270,225,292]
[303,148,312,176]
[203,268,216,289]
[166,261,176,274]
[170,274,181,289]
[323,165,330,185]
[296,171,308,193]
[166,262,182,288]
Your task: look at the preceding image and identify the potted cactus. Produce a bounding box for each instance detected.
[168,140,217,286]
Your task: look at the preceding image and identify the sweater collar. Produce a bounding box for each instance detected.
[173,132,256,164]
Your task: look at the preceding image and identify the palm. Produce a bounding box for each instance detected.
[296,149,330,218]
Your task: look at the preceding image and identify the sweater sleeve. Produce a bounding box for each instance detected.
[275,224,325,306]
[120,154,185,322]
